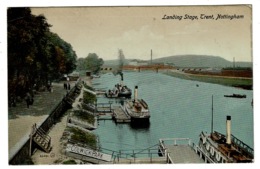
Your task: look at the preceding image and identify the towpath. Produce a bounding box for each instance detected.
[31,77,91,164]
[8,80,78,152]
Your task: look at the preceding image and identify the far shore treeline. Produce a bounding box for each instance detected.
[8,7,104,100]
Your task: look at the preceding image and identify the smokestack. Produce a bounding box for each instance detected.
[226,116,231,145]
[120,72,123,86]
[134,86,138,102]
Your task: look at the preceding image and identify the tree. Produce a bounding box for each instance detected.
[8,7,77,98]
[47,32,77,81]
[78,53,104,74]
[8,7,51,96]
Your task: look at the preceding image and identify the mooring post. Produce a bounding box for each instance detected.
[29,125,33,157]
[149,149,152,163]
[165,149,168,163]
[29,123,36,157]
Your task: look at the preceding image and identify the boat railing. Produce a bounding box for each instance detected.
[191,142,215,163]
[159,138,192,147]
[231,134,254,159]
[116,144,162,163]
[214,131,254,159]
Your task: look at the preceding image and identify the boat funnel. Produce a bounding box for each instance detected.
[134,86,138,102]
[226,116,231,145]
[119,72,123,86]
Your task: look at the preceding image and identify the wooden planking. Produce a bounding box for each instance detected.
[113,106,131,123]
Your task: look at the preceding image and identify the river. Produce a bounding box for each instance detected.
[92,71,254,153]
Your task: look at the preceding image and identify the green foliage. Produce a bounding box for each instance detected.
[73,110,95,125]
[164,71,252,90]
[69,127,97,149]
[62,159,77,164]
[83,90,96,104]
[77,53,104,74]
[8,7,77,97]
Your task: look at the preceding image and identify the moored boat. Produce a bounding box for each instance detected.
[105,72,132,98]
[224,94,246,98]
[123,86,150,123]
[198,116,254,163]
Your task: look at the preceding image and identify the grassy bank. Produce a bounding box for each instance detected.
[72,110,95,125]
[68,127,98,149]
[163,71,253,90]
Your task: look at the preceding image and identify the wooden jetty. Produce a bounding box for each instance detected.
[158,138,208,163]
[112,106,131,123]
[95,104,131,123]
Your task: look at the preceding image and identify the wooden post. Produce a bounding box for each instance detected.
[29,127,33,157]
[29,124,36,157]
[165,149,168,163]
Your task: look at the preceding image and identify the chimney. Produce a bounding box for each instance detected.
[226,116,231,145]
[120,72,123,86]
[134,86,138,102]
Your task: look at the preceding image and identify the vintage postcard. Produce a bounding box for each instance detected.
[5,4,255,166]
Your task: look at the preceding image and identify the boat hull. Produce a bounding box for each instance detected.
[105,89,132,98]
[224,94,246,98]
[118,91,132,98]
[124,101,150,125]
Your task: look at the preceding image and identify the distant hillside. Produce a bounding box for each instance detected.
[153,55,252,68]
[104,55,252,68]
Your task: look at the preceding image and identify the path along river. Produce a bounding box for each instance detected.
[92,71,253,153]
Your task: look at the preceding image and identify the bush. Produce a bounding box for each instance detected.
[69,127,97,149]
[83,90,96,104]
[62,159,77,164]
[73,110,95,125]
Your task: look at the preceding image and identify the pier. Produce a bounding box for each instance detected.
[112,106,131,123]
[95,103,131,123]
[158,138,207,163]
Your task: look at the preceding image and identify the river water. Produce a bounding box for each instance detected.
[92,71,254,153]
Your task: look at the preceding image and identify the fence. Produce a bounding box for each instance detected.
[9,83,81,165]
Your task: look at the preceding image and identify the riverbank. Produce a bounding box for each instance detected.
[31,77,93,165]
[8,82,67,152]
[163,70,253,90]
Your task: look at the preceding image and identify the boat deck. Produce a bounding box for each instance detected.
[113,106,131,123]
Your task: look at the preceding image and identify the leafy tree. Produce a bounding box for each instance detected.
[8,7,51,96]
[8,7,77,99]
[47,32,77,81]
[76,53,103,74]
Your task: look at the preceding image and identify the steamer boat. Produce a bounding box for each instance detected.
[198,96,253,163]
[105,72,132,98]
[123,86,150,123]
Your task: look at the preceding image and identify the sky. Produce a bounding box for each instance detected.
[31,5,252,62]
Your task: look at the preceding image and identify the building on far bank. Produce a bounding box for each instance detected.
[68,71,80,81]
[129,59,149,66]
